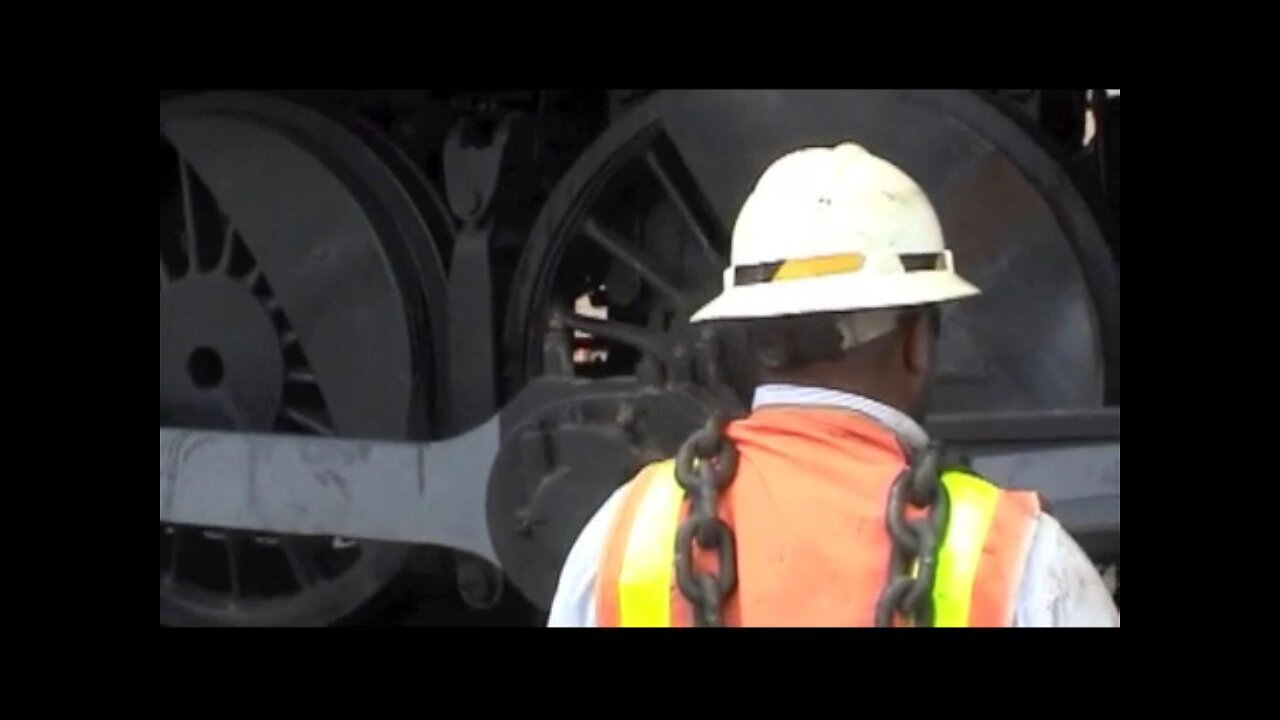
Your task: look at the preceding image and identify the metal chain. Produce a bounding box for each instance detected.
[875,440,952,627]
[672,415,950,627]
[673,413,739,627]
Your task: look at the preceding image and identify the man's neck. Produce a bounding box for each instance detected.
[751,382,930,452]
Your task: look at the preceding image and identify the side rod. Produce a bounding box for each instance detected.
[160,408,1119,565]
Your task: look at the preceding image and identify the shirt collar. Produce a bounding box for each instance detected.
[750,383,930,452]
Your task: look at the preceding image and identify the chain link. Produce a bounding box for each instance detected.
[672,416,953,628]
[673,413,739,627]
[875,441,951,627]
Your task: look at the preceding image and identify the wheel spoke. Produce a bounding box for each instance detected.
[225,534,243,600]
[164,526,183,583]
[216,225,236,275]
[282,407,333,436]
[557,309,672,364]
[242,265,263,289]
[643,145,726,271]
[281,538,321,588]
[178,159,201,274]
[286,369,318,385]
[582,218,688,310]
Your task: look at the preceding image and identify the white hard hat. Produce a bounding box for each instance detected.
[689,143,980,325]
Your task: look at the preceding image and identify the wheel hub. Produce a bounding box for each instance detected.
[487,377,719,608]
[159,275,283,429]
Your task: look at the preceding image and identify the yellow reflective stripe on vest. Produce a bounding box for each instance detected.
[931,470,1002,627]
[617,460,683,627]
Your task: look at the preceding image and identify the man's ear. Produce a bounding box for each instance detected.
[903,312,932,376]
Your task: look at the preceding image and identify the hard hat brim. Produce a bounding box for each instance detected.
[689,270,981,324]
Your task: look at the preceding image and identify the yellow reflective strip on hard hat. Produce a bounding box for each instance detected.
[617,461,684,627]
[771,253,865,281]
[931,470,1001,627]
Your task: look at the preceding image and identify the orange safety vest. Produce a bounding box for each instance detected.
[595,407,1041,627]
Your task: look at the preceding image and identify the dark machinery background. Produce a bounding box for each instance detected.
[159,89,1120,626]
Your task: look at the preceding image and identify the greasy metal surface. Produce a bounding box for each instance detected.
[485,377,713,607]
[507,90,1118,413]
[159,421,500,565]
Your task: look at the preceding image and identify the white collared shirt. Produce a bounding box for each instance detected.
[547,384,1119,627]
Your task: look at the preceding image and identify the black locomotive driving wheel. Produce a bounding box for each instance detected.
[505,90,1121,412]
[492,90,1122,610]
[159,92,452,626]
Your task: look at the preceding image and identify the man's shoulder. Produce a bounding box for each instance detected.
[1015,514,1120,626]
[938,465,1117,626]
[545,470,646,627]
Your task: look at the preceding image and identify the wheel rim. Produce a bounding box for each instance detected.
[159,92,451,626]
[505,90,1119,414]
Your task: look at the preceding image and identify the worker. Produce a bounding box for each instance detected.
[547,142,1120,627]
